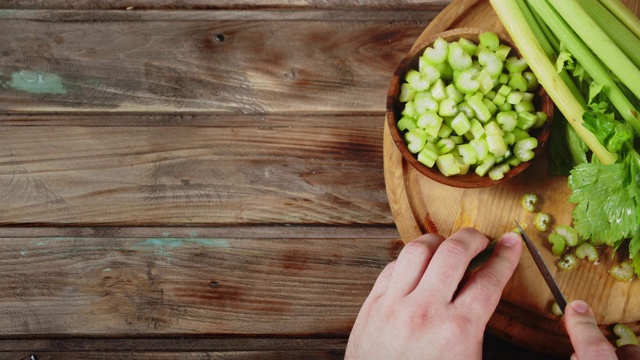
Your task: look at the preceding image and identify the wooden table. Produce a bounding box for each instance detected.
[0,1,636,359]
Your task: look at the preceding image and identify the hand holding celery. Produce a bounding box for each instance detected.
[490,0,640,276]
[397,32,548,180]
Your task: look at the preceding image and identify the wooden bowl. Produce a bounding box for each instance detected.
[386,28,554,188]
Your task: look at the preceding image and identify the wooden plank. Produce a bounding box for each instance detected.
[0,121,391,225]
[0,11,428,113]
[0,1,451,11]
[0,227,402,336]
[1,351,344,360]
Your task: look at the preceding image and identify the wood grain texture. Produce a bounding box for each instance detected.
[0,11,429,113]
[383,0,640,357]
[0,120,391,225]
[0,0,451,10]
[0,227,401,336]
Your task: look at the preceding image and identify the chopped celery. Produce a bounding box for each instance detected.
[558,253,578,271]
[512,128,529,143]
[503,131,516,146]
[495,44,512,61]
[397,116,417,132]
[417,142,439,167]
[506,56,528,73]
[482,98,498,116]
[492,93,506,106]
[514,100,535,113]
[513,137,538,162]
[430,79,447,101]
[508,73,528,92]
[436,153,461,176]
[479,31,500,51]
[534,111,547,128]
[475,155,496,176]
[397,29,548,180]
[575,242,598,262]
[470,138,489,161]
[477,69,496,94]
[488,163,510,180]
[609,262,634,282]
[548,233,566,256]
[399,83,416,102]
[478,49,503,77]
[402,100,417,118]
[555,225,580,247]
[534,212,552,231]
[487,132,507,158]
[523,71,539,91]
[517,111,538,130]
[405,69,430,91]
[421,64,441,84]
[551,302,563,316]
[423,37,448,64]
[458,143,477,165]
[451,112,471,135]
[417,111,443,138]
[413,92,439,114]
[497,110,518,131]
[467,95,492,122]
[454,69,480,94]
[404,129,428,154]
[506,91,523,105]
[436,138,456,154]
[437,123,453,138]
[457,38,478,57]
[469,118,485,139]
[520,193,538,212]
[438,98,458,117]
[458,101,476,119]
[497,84,512,97]
[447,42,473,71]
[445,83,464,104]
[613,323,639,347]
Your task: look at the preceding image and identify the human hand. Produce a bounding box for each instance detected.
[345,228,523,360]
[564,300,640,360]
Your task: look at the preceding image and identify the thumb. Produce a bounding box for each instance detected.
[564,300,617,360]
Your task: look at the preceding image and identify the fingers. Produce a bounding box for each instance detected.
[454,232,523,323]
[564,300,617,360]
[368,261,396,298]
[385,233,445,298]
[415,228,490,301]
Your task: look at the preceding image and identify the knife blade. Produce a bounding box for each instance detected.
[515,220,568,314]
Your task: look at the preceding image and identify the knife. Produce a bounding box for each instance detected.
[515,220,568,314]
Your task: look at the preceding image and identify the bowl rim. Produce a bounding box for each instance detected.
[386,27,554,188]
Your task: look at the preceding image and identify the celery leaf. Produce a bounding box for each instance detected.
[568,155,639,247]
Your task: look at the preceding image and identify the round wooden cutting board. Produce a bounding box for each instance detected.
[383,0,640,356]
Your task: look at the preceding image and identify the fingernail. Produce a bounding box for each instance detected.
[501,232,519,247]
[571,300,589,314]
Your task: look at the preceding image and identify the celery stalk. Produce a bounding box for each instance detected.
[528,0,640,133]
[488,0,617,164]
[580,0,640,69]
[547,0,640,102]
[598,0,640,39]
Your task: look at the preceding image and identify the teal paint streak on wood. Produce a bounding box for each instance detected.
[131,238,230,262]
[8,70,67,94]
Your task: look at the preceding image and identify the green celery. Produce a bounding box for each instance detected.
[489,0,617,164]
[598,0,640,39]
[528,0,640,133]
[547,0,640,103]
[580,0,640,68]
